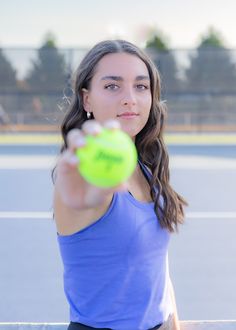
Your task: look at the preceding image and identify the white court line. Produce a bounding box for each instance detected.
[0,211,235,219]
[169,156,236,169]
[0,156,57,169]
[1,155,236,169]
[187,212,236,219]
[0,212,53,219]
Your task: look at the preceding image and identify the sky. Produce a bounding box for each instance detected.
[1,0,236,49]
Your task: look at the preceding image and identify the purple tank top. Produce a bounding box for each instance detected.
[57,162,173,329]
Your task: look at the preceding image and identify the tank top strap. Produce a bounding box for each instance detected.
[138,159,152,182]
[138,159,161,199]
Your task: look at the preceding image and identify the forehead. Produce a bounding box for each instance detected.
[94,52,149,78]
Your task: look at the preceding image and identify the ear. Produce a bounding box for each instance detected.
[81,88,91,113]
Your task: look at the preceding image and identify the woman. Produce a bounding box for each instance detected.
[53,39,187,330]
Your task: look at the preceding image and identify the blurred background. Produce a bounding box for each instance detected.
[1,0,236,132]
[1,0,236,323]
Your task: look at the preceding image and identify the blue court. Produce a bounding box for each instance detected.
[0,139,236,321]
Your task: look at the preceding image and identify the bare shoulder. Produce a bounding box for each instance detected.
[53,186,113,236]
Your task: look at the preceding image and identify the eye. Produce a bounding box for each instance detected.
[104,84,119,90]
[136,84,149,90]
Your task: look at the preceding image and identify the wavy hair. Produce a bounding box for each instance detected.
[57,39,187,232]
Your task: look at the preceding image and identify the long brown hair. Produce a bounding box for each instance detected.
[58,39,187,232]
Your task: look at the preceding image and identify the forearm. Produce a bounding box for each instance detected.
[169,278,181,330]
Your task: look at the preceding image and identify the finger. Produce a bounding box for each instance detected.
[59,149,79,170]
[82,120,102,136]
[103,119,121,130]
[67,129,86,152]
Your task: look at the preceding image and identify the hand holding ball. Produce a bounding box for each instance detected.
[76,128,137,188]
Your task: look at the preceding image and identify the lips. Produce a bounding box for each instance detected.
[117,112,138,118]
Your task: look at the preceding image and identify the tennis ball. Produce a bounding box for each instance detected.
[76,128,137,188]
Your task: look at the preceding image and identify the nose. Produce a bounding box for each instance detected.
[121,88,136,107]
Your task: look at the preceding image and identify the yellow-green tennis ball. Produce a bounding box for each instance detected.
[76,128,137,188]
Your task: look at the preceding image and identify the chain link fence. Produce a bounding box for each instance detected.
[1,48,236,131]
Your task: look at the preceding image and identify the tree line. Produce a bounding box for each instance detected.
[1,27,236,96]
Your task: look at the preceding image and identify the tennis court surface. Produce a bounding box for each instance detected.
[0,133,236,322]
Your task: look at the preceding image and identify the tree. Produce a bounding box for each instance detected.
[145,29,180,95]
[0,49,17,91]
[146,34,168,51]
[185,27,236,93]
[200,26,225,48]
[26,33,67,92]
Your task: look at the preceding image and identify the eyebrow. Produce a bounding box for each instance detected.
[100,75,150,81]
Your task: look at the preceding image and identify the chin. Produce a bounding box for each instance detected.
[121,126,141,140]
[119,118,147,136]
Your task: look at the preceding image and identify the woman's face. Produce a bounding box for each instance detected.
[82,52,152,137]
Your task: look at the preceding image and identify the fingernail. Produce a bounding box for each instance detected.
[87,123,102,135]
[76,136,86,147]
[105,120,121,130]
[89,127,101,135]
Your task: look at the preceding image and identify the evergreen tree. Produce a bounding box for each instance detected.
[146,34,168,51]
[145,30,180,95]
[185,27,236,93]
[0,49,17,91]
[26,33,67,92]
